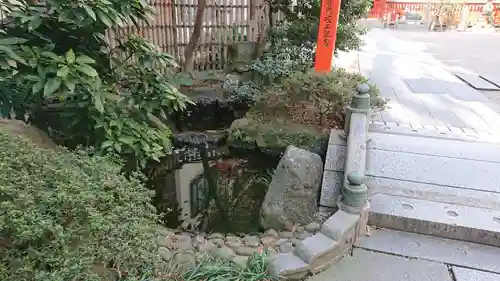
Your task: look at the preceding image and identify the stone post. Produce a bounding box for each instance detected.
[343,84,371,137]
[340,172,368,214]
[339,172,371,238]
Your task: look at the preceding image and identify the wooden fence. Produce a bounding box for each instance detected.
[106,0,282,71]
[0,1,284,71]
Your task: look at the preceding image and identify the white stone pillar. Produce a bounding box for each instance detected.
[175,163,204,221]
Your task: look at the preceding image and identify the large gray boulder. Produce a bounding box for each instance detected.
[260,146,323,230]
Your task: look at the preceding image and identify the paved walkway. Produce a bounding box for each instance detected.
[308,229,500,281]
[359,28,500,140]
[317,27,500,281]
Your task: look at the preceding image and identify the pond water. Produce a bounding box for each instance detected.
[147,85,286,234]
[150,147,281,234]
[191,156,275,233]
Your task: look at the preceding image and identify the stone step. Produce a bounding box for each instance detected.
[368,193,500,247]
[368,176,500,211]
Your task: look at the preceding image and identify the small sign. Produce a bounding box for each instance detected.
[314,0,342,72]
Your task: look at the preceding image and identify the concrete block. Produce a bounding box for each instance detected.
[368,194,500,247]
[294,233,341,271]
[267,253,309,280]
[452,267,500,281]
[356,229,500,274]
[321,210,359,241]
[307,249,452,281]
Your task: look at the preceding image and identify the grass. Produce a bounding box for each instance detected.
[184,250,276,281]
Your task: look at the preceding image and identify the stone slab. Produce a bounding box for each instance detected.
[356,229,500,274]
[404,78,432,93]
[368,123,477,141]
[321,210,359,241]
[319,170,343,207]
[452,267,500,281]
[267,253,309,280]
[325,144,345,171]
[365,148,500,193]
[294,233,338,265]
[454,73,500,91]
[328,130,346,146]
[306,248,452,281]
[367,131,500,163]
[368,193,500,247]
[368,176,500,211]
[480,75,500,88]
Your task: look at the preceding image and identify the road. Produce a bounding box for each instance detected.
[387,27,500,77]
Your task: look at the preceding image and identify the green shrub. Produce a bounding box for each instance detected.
[228,68,384,155]
[0,129,160,281]
[0,0,192,169]
[254,68,385,127]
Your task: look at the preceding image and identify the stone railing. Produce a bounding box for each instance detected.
[267,84,371,279]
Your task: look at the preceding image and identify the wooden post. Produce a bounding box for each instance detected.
[314,0,342,72]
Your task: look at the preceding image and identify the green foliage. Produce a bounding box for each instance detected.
[228,117,328,154]
[184,250,275,281]
[280,69,384,124]
[0,0,193,168]
[228,68,384,154]
[271,0,372,54]
[0,129,160,281]
[228,28,313,103]
[253,68,383,126]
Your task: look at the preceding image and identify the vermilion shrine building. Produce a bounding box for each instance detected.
[368,0,500,25]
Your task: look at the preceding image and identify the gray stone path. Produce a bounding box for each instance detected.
[322,129,500,246]
[306,229,500,281]
[359,29,500,140]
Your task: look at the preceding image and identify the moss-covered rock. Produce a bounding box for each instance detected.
[227,117,328,157]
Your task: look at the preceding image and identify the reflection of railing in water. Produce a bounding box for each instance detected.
[162,145,230,171]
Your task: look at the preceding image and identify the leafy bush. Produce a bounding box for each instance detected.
[228,68,384,155]
[271,0,372,55]
[254,68,384,128]
[0,0,192,168]
[0,129,160,281]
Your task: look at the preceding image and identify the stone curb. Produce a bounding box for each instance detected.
[267,210,360,279]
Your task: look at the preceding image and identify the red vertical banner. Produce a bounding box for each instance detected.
[314,0,342,72]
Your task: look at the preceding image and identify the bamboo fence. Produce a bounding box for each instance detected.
[106,0,282,71]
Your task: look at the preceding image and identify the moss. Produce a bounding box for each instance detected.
[227,117,328,157]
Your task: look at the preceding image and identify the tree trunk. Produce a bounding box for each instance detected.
[183,0,206,73]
